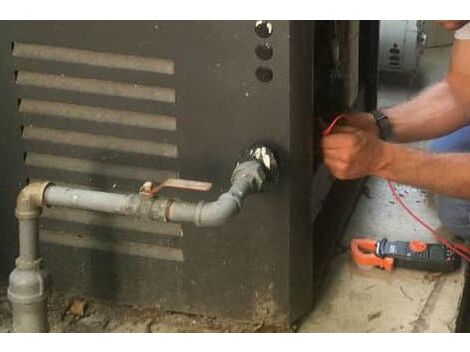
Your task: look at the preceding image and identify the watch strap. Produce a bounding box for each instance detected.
[371,110,393,141]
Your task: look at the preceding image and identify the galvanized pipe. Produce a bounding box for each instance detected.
[177,176,254,227]
[9,181,51,333]
[18,218,39,261]
[8,264,48,333]
[41,160,267,227]
[44,186,141,216]
[9,145,277,332]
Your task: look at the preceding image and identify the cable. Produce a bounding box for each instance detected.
[387,180,470,262]
[323,115,470,263]
[322,114,346,136]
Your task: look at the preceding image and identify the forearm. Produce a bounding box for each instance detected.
[382,80,468,143]
[375,143,470,199]
[383,40,470,143]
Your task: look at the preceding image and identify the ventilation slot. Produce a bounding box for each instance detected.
[13,42,175,75]
[19,99,176,131]
[14,42,183,262]
[16,71,175,103]
[23,126,177,158]
[40,230,184,262]
[388,47,401,69]
[26,152,177,181]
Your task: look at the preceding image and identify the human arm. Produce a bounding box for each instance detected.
[322,126,470,199]
[342,39,470,142]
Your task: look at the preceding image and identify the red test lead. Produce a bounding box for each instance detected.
[322,115,470,264]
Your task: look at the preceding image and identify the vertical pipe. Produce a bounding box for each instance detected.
[9,271,48,333]
[8,216,48,332]
[9,182,50,333]
[18,218,38,261]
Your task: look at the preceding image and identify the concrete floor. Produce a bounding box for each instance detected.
[299,46,468,332]
[0,46,466,334]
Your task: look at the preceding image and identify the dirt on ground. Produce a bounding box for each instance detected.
[0,282,292,333]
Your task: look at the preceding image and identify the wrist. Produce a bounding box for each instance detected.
[342,112,380,136]
[371,110,394,141]
[364,113,380,137]
[370,141,396,178]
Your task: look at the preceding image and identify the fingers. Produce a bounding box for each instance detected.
[322,123,359,136]
[322,149,344,162]
[322,132,360,150]
[331,126,360,134]
[320,116,380,180]
[323,148,354,174]
[323,158,351,180]
[326,112,378,136]
[321,129,369,180]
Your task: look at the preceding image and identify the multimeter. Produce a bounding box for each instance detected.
[376,239,461,272]
[350,238,461,273]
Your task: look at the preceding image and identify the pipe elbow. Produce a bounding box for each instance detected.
[196,193,241,227]
[16,181,52,220]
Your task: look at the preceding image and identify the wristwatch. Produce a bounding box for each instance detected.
[371,110,394,141]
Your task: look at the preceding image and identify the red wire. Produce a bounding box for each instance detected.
[323,115,470,263]
[387,180,470,262]
[322,114,346,136]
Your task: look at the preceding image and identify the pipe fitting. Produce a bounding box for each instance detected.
[240,144,279,183]
[8,146,279,331]
[15,181,51,220]
[165,160,268,227]
[8,263,48,332]
[231,160,266,193]
[194,194,240,227]
[149,198,172,222]
[9,181,51,333]
[164,145,278,227]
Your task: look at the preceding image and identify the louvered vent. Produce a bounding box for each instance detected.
[13,42,183,262]
[388,46,402,69]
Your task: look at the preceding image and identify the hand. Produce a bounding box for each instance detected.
[322,126,386,180]
[338,112,379,137]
